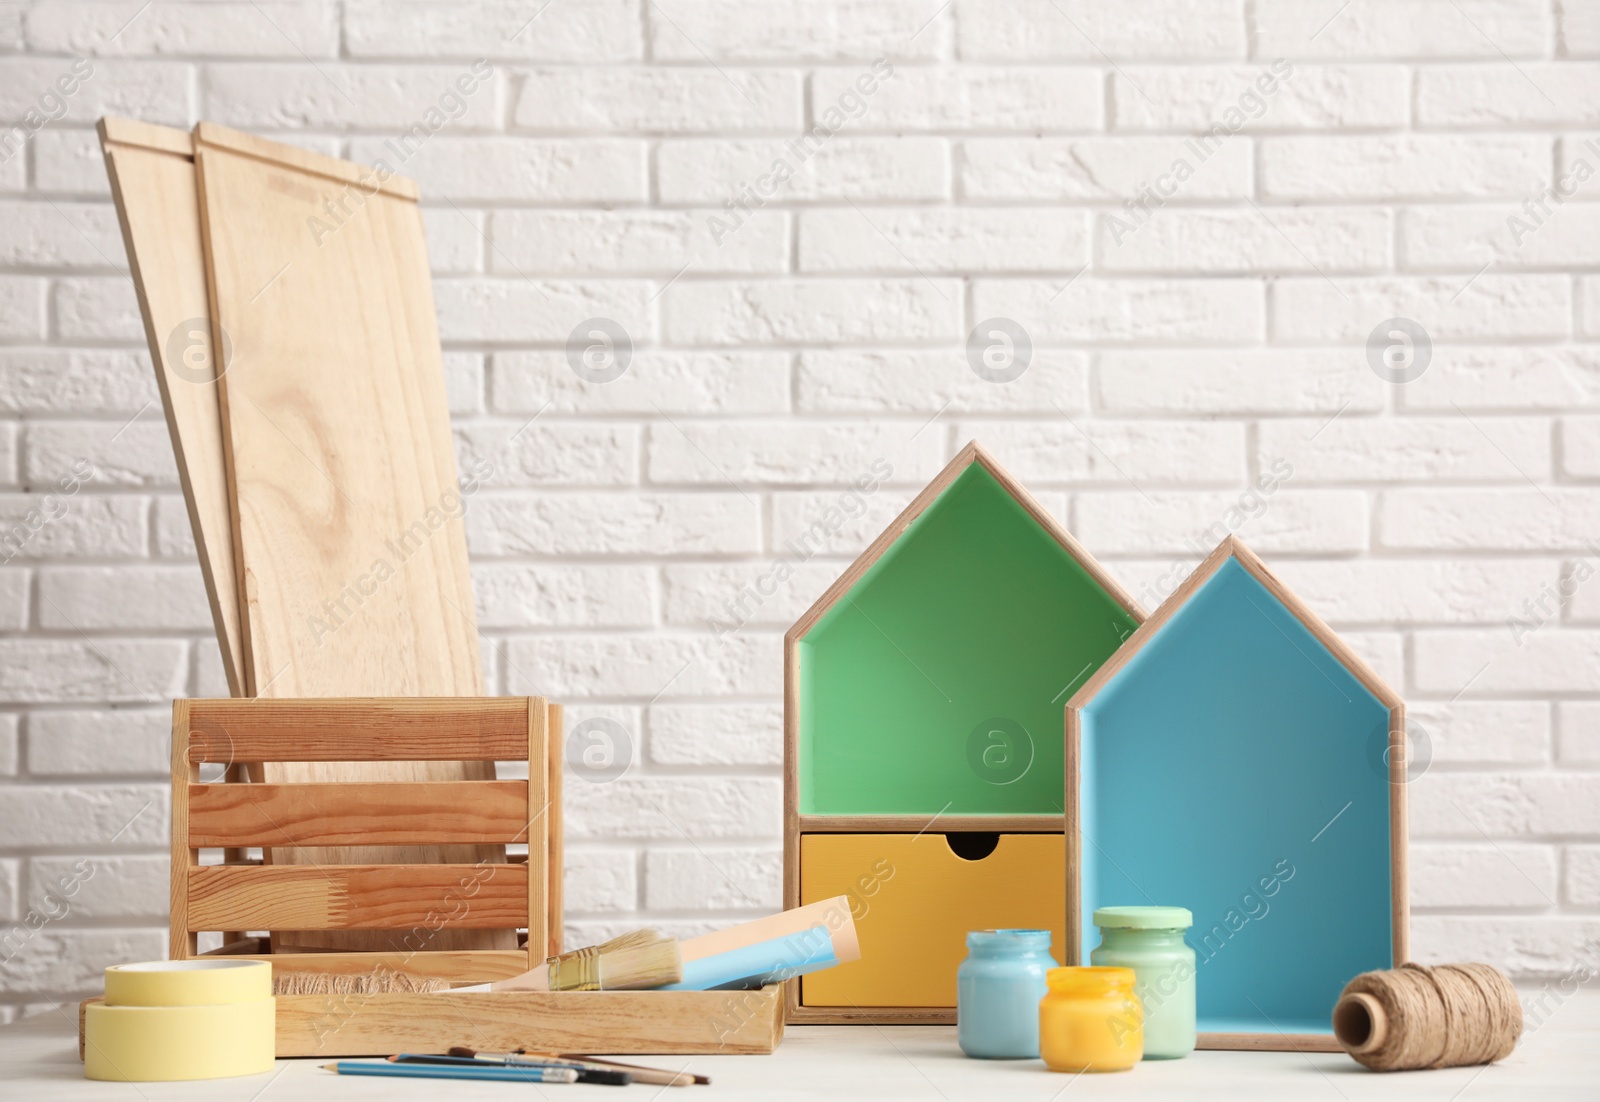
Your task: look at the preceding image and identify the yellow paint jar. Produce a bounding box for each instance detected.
[1039,966,1143,1073]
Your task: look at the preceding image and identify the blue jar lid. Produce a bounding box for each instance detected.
[966,928,1052,950]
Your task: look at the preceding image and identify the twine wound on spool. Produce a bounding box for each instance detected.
[1332,962,1522,1071]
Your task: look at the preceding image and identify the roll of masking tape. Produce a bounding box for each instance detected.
[85,960,275,1082]
[104,959,272,1007]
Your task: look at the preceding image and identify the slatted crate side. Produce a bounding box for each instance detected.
[170,697,552,971]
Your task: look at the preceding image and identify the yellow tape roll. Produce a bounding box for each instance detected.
[104,959,271,1007]
[84,998,275,1082]
[85,960,275,1082]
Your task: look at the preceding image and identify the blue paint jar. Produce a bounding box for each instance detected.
[956,928,1055,1059]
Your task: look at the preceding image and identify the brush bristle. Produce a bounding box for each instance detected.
[273,970,446,996]
[597,935,683,990]
[545,927,682,991]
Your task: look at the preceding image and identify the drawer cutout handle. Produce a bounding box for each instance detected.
[945,832,999,861]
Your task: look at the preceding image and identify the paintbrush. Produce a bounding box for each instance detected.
[456,927,682,992]
[451,1047,702,1087]
[392,1053,630,1086]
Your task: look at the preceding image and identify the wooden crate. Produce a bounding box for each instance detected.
[79,696,784,1057]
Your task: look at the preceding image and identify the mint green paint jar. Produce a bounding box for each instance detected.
[956,929,1054,1059]
[1089,906,1196,1059]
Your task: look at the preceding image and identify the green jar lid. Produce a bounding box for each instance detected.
[1093,905,1193,930]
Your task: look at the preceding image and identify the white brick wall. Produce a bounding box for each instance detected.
[0,0,1597,1013]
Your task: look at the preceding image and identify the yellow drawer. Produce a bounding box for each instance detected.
[799,833,1065,1008]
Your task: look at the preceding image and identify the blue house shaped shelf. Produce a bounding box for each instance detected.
[1065,536,1407,1052]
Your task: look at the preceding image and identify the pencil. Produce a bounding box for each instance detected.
[322,1060,578,1084]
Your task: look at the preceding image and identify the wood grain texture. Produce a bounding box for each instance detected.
[98,118,244,696]
[186,864,529,931]
[195,120,419,200]
[523,700,549,964]
[193,121,481,699]
[546,703,564,958]
[270,987,784,1057]
[196,945,533,983]
[169,700,197,960]
[187,780,528,847]
[191,121,504,950]
[187,697,530,763]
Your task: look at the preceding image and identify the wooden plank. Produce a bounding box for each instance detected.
[191,123,507,952]
[186,697,530,763]
[192,124,482,699]
[541,701,562,961]
[524,700,549,968]
[170,700,197,959]
[187,864,528,931]
[270,987,784,1057]
[98,119,244,696]
[188,781,528,848]
[200,947,533,983]
[194,120,419,200]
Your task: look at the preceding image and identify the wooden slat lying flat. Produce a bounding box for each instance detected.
[187,864,528,931]
[271,988,785,1058]
[98,117,245,696]
[191,121,508,952]
[188,781,528,848]
[186,697,530,763]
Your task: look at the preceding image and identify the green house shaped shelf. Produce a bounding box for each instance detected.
[785,442,1144,823]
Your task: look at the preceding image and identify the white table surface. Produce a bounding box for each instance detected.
[5,989,1596,1101]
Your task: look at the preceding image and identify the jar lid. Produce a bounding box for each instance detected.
[966,928,1052,949]
[1093,905,1193,929]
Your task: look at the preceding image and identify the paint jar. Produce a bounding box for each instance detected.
[956,929,1055,1058]
[1089,906,1196,1059]
[1039,966,1142,1072]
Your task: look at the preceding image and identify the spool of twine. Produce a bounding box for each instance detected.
[1332,962,1522,1071]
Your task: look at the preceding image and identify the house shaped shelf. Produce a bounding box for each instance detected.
[1066,536,1407,1052]
[786,441,1143,826]
[784,442,1143,1023]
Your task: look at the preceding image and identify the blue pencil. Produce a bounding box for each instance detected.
[322,1060,579,1084]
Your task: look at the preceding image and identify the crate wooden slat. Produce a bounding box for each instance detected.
[187,780,529,847]
[189,944,535,980]
[187,697,530,763]
[187,865,529,931]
